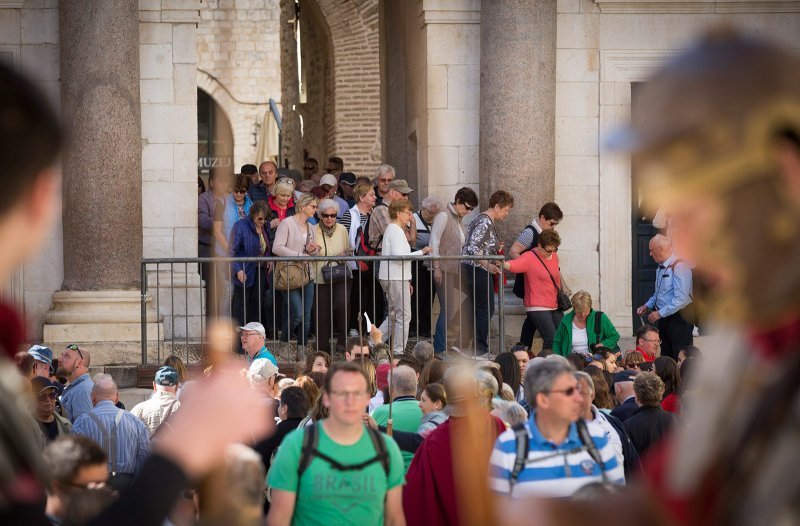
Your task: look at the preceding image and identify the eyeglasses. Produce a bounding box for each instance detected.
[328,390,368,400]
[37,391,57,401]
[66,344,84,361]
[303,165,315,170]
[320,213,337,219]
[544,247,559,254]
[308,204,318,209]
[545,386,580,396]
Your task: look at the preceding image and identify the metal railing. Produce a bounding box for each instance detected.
[140,255,508,364]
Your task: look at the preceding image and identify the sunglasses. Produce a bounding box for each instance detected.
[546,386,580,396]
[320,213,337,219]
[66,344,84,361]
[544,247,559,254]
[464,203,475,211]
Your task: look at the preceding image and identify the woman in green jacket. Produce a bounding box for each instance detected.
[552,290,620,357]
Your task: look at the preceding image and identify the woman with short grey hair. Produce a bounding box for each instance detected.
[410,195,445,338]
[312,198,352,354]
[574,371,626,476]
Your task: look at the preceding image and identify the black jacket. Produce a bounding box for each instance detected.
[610,396,638,422]
[624,405,676,457]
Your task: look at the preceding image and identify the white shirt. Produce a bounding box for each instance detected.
[572,323,589,354]
[378,223,424,281]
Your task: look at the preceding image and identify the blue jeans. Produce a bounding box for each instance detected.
[462,263,494,355]
[280,282,314,346]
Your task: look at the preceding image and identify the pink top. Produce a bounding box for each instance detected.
[507,250,561,309]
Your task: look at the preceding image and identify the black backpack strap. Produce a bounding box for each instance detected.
[365,427,390,476]
[522,225,537,251]
[509,423,529,491]
[298,422,320,482]
[594,310,603,345]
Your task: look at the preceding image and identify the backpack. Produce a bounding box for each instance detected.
[592,310,621,353]
[512,226,539,299]
[354,212,377,271]
[297,423,390,490]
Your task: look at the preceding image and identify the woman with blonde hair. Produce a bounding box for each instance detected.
[272,192,319,350]
[552,290,621,357]
[377,199,432,355]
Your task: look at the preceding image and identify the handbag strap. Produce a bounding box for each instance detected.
[530,249,561,293]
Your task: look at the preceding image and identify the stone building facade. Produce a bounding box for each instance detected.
[3,0,800,363]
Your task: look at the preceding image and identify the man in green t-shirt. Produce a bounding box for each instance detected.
[371,365,422,472]
[267,362,406,526]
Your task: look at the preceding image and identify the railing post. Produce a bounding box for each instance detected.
[141,261,147,365]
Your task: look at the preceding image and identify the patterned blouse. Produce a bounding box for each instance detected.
[462,213,499,267]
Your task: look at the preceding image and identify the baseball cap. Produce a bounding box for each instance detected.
[31,376,59,394]
[27,345,53,366]
[613,370,637,383]
[388,179,413,194]
[155,366,179,387]
[238,322,266,337]
[248,358,279,381]
[339,172,356,186]
[319,173,338,187]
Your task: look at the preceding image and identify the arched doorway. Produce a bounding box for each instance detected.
[197,88,234,185]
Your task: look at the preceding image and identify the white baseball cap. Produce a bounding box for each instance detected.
[237,322,266,337]
[319,173,338,187]
[248,358,279,381]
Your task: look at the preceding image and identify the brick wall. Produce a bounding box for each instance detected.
[311,0,381,178]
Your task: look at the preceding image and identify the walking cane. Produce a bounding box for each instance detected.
[386,312,396,437]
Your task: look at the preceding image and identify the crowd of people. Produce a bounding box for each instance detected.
[13,322,703,525]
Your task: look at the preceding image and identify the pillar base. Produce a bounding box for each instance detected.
[43,290,162,365]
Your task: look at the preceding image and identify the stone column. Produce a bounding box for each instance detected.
[280,0,303,170]
[60,0,142,289]
[479,0,557,241]
[44,0,159,363]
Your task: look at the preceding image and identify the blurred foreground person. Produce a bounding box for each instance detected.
[488,30,800,526]
[403,366,505,526]
[0,63,272,525]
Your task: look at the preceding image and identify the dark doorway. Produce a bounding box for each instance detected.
[631,82,658,330]
[197,88,234,183]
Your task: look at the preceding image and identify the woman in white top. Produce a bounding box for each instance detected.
[272,193,320,348]
[377,199,432,355]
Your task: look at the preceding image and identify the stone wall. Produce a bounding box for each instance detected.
[555,0,800,333]
[0,0,62,340]
[196,0,281,169]
[139,1,203,341]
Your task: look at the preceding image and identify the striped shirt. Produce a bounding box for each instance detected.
[488,413,624,498]
[72,400,151,475]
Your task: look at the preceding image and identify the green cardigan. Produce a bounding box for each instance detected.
[552,309,620,357]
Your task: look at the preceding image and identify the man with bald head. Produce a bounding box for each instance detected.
[72,374,151,490]
[58,345,94,422]
[636,234,694,359]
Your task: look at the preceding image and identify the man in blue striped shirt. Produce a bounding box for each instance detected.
[489,357,624,498]
[72,374,150,489]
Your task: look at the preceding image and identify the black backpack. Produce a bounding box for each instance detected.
[296,423,390,492]
[512,226,539,299]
